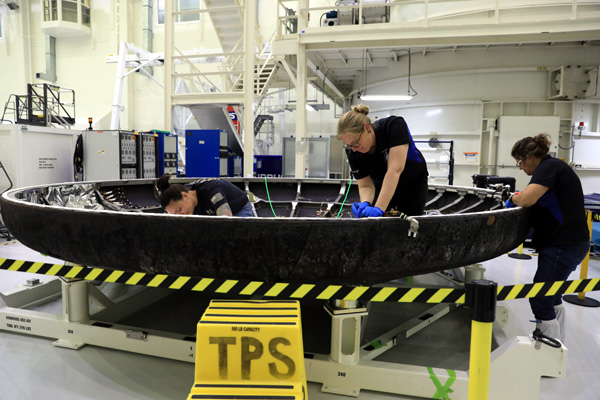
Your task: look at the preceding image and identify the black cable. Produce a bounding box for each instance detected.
[395,49,418,97]
[532,328,562,349]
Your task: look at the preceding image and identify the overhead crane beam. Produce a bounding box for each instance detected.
[280,11,600,51]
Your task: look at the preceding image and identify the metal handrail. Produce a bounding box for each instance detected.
[0,160,13,196]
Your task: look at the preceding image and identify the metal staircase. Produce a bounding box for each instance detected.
[254,114,273,137]
[1,94,28,124]
[204,0,244,53]
[165,0,291,157]
[1,84,75,128]
[233,57,281,98]
[203,0,285,105]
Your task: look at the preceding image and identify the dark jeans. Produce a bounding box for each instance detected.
[529,241,590,320]
[234,201,254,217]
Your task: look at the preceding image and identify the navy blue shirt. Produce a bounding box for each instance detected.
[528,155,589,248]
[346,116,428,212]
[185,179,248,215]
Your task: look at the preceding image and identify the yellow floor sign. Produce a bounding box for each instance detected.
[189,300,307,400]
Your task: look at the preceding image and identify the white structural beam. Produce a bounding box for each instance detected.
[110,41,128,130]
[294,0,309,179]
[307,59,345,99]
[170,93,245,106]
[109,42,165,130]
[243,0,256,178]
[296,21,600,51]
[163,0,174,132]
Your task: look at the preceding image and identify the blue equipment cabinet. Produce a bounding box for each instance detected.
[186,129,228,178]
[153,130,178,177]
[255,155,283,177]
[228,155,243,177]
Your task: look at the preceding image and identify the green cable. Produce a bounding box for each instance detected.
[264,177,278,217]
[336,177,354,218]
[264,177,353,219]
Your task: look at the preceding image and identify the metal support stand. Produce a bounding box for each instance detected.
[0,277,195,362]
[1,274,569,400]
[325,300,368,367]
[305,287,567,400]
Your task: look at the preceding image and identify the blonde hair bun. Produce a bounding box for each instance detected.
[353,104,370,115]
[337,104,372,138]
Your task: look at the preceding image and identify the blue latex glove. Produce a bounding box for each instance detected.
[505,192,521,209]
[361,206,385,218]
[352,201,370,218]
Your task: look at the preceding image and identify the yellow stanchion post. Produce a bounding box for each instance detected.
[467,280,497,400]
[564,210,600,307]
[508,242,532,260]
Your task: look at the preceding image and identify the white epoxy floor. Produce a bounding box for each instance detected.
[1,239,599,400]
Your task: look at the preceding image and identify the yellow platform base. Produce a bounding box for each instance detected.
[188,299,307,400]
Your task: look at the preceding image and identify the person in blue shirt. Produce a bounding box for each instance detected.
[156,175,253,217]
[337,104,428,218]
[506,133,590,342]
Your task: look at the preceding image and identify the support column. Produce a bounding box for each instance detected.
[61,279,90,323]
[243,0,256,177]
[325,304,368,365]
[294,0,309,178]
[163,0,174,132]
[22,0,35,83]
[110,41,127,130]
[117,0,132,130]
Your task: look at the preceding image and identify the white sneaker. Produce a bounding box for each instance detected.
[555,304,565,342]
[535,319,561,341]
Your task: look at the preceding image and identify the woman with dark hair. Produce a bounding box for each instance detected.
[156,175,253,217]
[506,133,590,342]
[337,104,428,217]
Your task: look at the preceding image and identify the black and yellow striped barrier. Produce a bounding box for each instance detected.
[1,257,599,304]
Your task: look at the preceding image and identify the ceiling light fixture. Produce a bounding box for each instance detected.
[358,48,418,102]
[358,93,412,101]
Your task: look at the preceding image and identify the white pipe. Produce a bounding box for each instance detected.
[15,0,35,83]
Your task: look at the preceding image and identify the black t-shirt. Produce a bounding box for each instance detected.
[185,178,248,215]
[528,155,589,248]
[346,116,428,210]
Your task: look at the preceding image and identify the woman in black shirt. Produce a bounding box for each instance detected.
[507,133,590,342]
[156,175,253,217]
[337,105,428,217]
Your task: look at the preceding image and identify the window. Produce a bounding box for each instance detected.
[157,0,200,24]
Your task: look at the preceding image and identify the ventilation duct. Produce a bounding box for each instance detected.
[36,36,57,82]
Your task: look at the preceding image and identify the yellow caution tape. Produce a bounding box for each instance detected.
[1,258,600,304]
